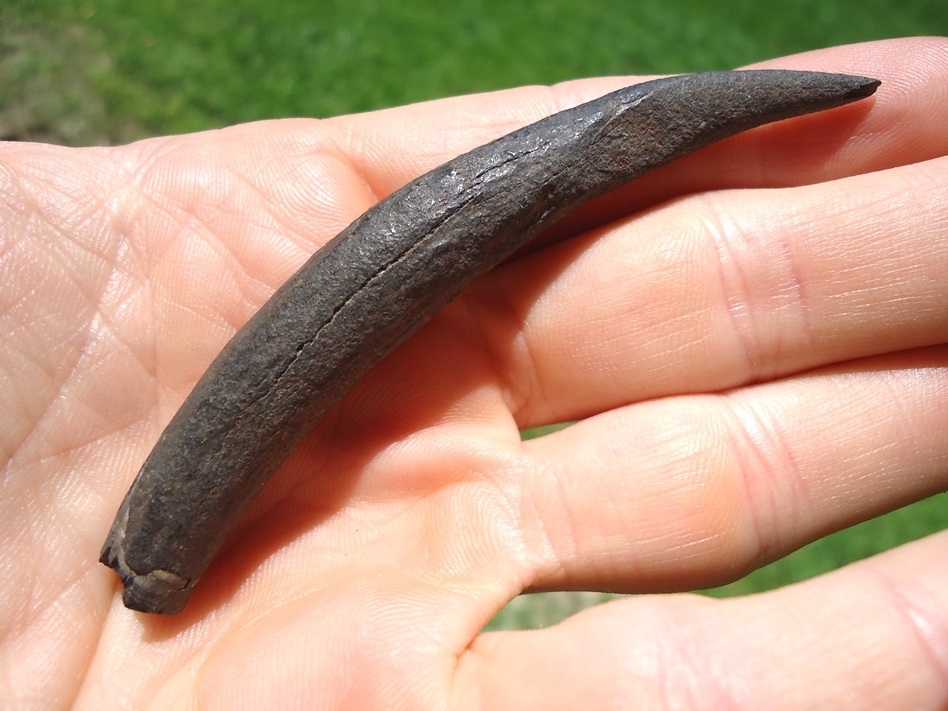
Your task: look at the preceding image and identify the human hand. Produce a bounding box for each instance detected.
[1,38,946,709]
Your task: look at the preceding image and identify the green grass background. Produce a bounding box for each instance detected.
[2,0,945,629]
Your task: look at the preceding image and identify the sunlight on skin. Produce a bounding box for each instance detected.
[0,38,946,709]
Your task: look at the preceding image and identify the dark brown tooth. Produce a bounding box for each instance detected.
[100,70,880,615]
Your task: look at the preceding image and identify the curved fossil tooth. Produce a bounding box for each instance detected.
[100,70,880,614]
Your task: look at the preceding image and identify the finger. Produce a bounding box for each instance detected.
[335,37,948,241]
[455,531,948,711]
[515,347,947,592]
[160,37,944,285]
[468,154,948,426]
[99,38,946,416]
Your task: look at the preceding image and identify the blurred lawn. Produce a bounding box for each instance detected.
[3,0,947,143]
[2,0,945,629]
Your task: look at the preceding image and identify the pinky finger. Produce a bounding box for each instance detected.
[454,530,948,711]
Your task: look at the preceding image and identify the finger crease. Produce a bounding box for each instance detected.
[704,194,816,384]
[722,394,810,565]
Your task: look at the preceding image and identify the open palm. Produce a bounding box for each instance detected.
[2,39,946,709]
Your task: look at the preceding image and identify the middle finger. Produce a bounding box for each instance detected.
[467,156,948,427]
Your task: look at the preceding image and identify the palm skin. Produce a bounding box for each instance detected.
[1,38,946,709]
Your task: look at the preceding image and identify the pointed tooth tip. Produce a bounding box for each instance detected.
[842,73,882,99]
[795,70,881,100]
